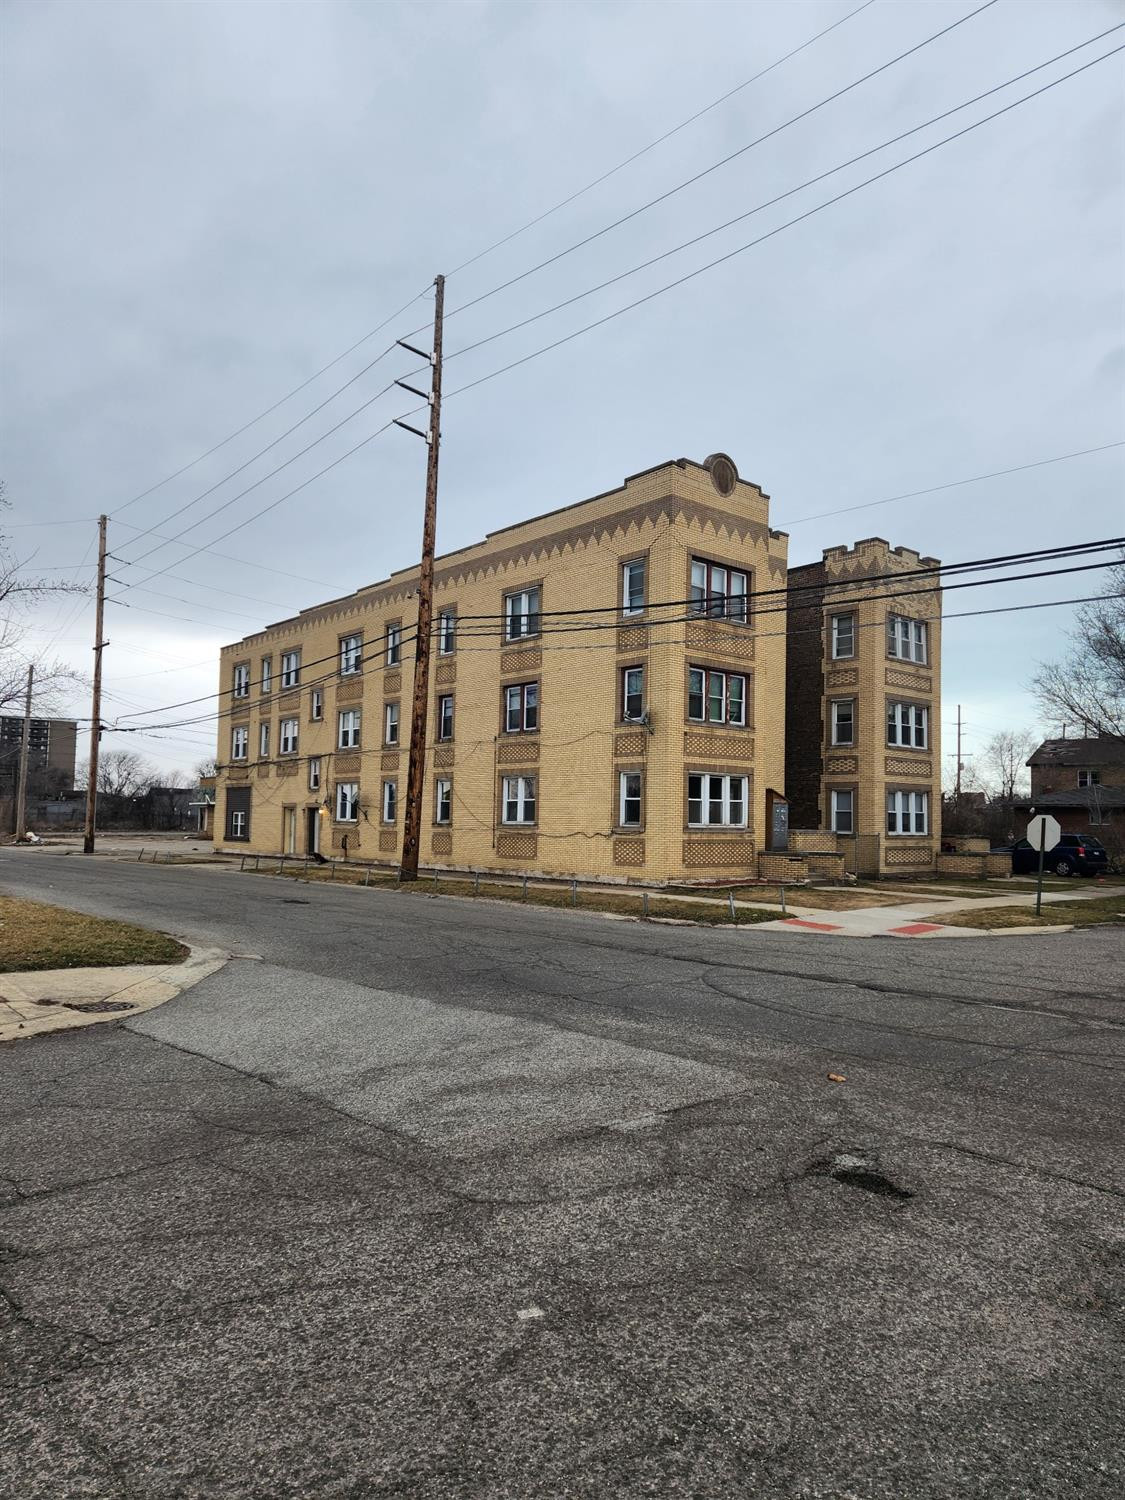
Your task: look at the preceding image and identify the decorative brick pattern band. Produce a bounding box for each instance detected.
[686,622,755,660]
[613,732,646,758]
[277,761,298,778]
[682,836,755,868]
[682,731,755,760]
[613,837,645,866]
[884,846,933,866]
[379,830,396,853]
[380,752,399,772]
[336,676,363,703]
[435,661,456,685]
[825,755,858,775]
[256,764,270,779]
[331,828,361,852]
[884,756,932,778]
[278,693,299,713]
[334,754,361,777]
[431,830,453,856]
[500,647,542,676]
[496,832,537,859]
[885,667,933,693]
[384,671,402,694]
[227,768,248,782]
[826,668,859,688]
[434,748,454,769]
[496,740,539,765]
[616,626,647,654]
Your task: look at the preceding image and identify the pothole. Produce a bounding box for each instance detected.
[281,898,310,905]
[61,1000,137,1014]
[801,1151,914,1201]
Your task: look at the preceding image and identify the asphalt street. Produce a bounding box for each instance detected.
[2,851,1123,1499]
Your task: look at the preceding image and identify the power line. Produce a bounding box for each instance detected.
[439,25,1125,372]
[109,287,431,517]
[429,1,1000,329]
[441,41,1125,406]
[110,520,336,588]
[446,0,878,277]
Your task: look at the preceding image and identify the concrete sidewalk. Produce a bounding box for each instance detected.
[755,885,1118,938]
[0,944,227,1043]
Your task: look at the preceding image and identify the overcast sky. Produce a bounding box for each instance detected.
[2,0,1122,786]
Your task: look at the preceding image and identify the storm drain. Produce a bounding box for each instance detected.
[33,998,137,1014]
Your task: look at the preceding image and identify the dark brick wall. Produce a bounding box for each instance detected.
[785,561,826,828]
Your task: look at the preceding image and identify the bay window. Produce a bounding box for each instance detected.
[690,557,749,623]
[887,701,928,748]
[687,666,747,726]
[887,790,929,835]
[887,614,927,664]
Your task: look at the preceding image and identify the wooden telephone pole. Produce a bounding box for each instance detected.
[82,514,108,855]
[396,276,445,882]
[13,664,33,841]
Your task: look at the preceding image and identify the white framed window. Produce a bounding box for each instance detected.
[687,773,748,828]
[887,614,928,664]
[619,771,642,827]
[831,613,855,659]
[621,666,644,721]
[622,558,645,615]
[504,682,538,733]
[504,587,541,641]
[279,718,299,755]
[340,634,362,675]
[260,657,272,695]
[830,699,855,746]
[384,702,399,746]
[386,624,401,666]
[308,757,321,792]
[259,722,270,759]
[310,688,323,722]
[233,663,249,700]
[382,779,397,823]
[336,781,359,823]
[338,709,361,749]
[687,666,747,727]
[438,610,456,655]
[231,726,249,761]
[230,810,247,839]
[830,788,854,834]
[435,778,452,824]
[689,557,749,623]
[887,790,928,835]
[1078,770,1100,788]
[437,694,454,742]
[887,701,928,749]
[280,650,300,688]
[502,775,537,824]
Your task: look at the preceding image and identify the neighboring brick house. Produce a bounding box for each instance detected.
[211,455,940,884]
[785,540,942,878]
[1014,737,1125,836]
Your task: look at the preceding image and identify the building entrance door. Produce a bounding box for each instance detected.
[284,807,297,855]
[306,806,320,856]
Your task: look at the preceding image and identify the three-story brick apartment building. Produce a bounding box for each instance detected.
[213,454,942,883]
[785,538,942,878]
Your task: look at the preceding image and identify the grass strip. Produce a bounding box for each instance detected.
[942,892,1125,930]
[0,895,188,971]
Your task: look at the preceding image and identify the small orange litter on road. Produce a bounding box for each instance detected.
[827,1073,847,1083]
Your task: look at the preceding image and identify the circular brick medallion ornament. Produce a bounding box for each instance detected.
[704,452,738,496]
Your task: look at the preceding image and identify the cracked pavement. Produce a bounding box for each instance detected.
[1,853,1123,1498]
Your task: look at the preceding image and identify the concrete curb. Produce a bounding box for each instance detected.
[0,943,229,1044]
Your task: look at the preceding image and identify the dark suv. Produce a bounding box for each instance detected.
[1011,834,1110,877]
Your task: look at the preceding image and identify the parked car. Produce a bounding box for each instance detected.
[1011,834,1110,877]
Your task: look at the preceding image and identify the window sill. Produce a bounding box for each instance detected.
[885,743,930,753]
[685,825,750,833]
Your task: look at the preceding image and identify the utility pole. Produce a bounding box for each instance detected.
[13,664,34,841]
[82,514,108,855]
[395,275,444,882]
[955,704,963,800]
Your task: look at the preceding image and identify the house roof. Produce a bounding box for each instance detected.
[1013,787,1125,811]
[1026,737,1125,768]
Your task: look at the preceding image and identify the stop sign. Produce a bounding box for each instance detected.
[1026,813,1061,853]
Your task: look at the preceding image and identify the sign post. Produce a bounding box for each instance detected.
[1025,813,1061,917]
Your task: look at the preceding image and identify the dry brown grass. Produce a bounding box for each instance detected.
[0,896,188,971]
[943,892,1125,930]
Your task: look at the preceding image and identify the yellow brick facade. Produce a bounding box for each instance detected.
[213,458,940,883]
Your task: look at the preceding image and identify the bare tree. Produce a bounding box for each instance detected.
[1032,558,1125,740]
[1,481,89,714]
[75,748,156,797]
[980,729,1039,803]
[194,757,218,780]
